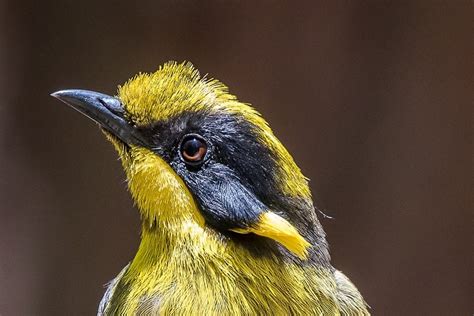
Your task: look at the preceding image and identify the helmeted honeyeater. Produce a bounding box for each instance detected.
[52,61,369,315]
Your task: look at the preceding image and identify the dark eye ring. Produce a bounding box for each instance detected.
[179,134,208,166]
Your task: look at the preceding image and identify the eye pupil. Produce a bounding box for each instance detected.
[180,135,207,164]
[183,139,201,157]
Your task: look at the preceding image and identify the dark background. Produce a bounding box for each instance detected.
[0,1,471,315]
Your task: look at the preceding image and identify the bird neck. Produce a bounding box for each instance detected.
[129,218,223,272]
[115,218,340,315]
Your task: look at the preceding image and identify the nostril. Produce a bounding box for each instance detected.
[98,96,124,116]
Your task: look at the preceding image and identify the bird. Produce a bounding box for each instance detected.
[51,61,369,315]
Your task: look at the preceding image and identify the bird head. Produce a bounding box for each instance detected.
[52,62,326,261]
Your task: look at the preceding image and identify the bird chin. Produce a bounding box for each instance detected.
[101,129,131,161]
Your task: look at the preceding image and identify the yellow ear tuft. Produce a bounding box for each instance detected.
[231,211,310,260]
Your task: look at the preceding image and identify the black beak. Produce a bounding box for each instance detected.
[51,89,148,147]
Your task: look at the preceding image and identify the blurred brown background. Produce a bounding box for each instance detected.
[0,1,471,315]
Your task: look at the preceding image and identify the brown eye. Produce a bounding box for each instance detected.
[180,134,208,165]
